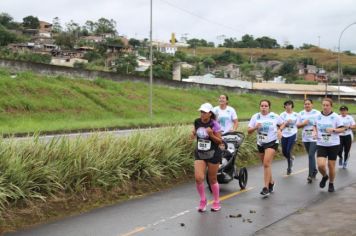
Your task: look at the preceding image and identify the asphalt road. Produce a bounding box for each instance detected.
[6,145,356,236]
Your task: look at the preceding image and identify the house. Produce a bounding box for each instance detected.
[152,41,177,55]
[219,63,240,78]
[257,60,283,73]
[81,35,104,43]
[135,56,151,72]
[304,67,328,82]
[38,21,52,38]
[39,21,52,33]
[51,57,88,67]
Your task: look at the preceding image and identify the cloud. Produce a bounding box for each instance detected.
[1,0,356,50]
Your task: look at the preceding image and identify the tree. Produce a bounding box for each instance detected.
[95,18,117,35]
[52,17,62,33]
[174,51,187,61]
[343,66,356,75]
[213,50,244,64]
[114,54,138,74]
[237,34,259,48]
[65,20,81,38]
[300,57,316,67]
[128,38,141,49]
[279,60,297,75]
[255,36,280,48]
[240,62,254,75]
[84,20,95,34]
[343,50,356,56]
[300,43,316,50]
[223,37,238,48]
[263,67,274,81]
[83,51,102,62]
[54,32,75,49]
[203,57,216,70]
[187,38,210,48]
[22,15,40,29]
[0,24,18,46]
[0,12,13,27]
[285,44,294,50]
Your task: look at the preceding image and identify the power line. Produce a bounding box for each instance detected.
[158,0,243,35]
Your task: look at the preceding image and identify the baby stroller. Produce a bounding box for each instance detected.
[206,131,248,192]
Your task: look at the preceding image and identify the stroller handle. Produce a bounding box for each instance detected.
[222,131,245,147]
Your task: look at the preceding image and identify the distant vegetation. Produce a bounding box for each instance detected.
[1,12,356,82]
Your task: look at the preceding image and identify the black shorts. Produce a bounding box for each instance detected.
[194,149,222,164]
[257,140,279,153]
[317,145,340,160]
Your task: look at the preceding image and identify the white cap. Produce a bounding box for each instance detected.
[198,103,213,113]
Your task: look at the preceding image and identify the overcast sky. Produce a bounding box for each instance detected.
[1,0,356,51]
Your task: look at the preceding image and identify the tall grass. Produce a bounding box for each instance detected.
[0,126,194,214]
[0,125,307,216]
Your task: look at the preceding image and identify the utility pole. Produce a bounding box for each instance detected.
[149,0,153,117]
[318,36,320,47]
[337,22,356,104]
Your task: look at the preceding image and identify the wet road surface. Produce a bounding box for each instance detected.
[6,145,356,236]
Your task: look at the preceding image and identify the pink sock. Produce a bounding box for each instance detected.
[211,183,220,203]
[196,183,206,201]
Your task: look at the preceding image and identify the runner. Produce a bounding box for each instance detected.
[338,105,356,168]
[314,98,344,192]
[213,94,238,134]
[192,103,223,212]
[279,100,299,175]
[248,99,283,197]
[297,99,321,183]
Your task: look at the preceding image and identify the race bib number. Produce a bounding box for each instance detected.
[287,126,294,132]
[257,133,268,143]
[321,134,331,143]
[197,139,211,151]
[305,129,313,137]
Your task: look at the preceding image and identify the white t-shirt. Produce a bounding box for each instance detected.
[280,111,299,138]
[248,112,283,145]
[297,109,321,142]
[315,112,343,146]
[213,105,238,134]
[338,114,355,136]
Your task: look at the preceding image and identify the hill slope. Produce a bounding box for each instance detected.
[180,47,356,68]
[0,68,354,134]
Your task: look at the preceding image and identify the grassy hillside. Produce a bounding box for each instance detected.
[180,47,356,69]
[0,68,355,134]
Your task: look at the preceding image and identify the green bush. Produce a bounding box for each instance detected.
[293,80,318,85]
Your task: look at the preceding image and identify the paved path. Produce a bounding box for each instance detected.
[6,145,356,236]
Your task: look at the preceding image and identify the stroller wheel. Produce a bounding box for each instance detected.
[238,167,248,190]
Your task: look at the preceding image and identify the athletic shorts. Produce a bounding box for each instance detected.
[316,145,340,160]
[257,140,279,153]
[194,149,222,164]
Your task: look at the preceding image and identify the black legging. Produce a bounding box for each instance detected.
[338,135,352,162]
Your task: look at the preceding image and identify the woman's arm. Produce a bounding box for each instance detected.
[233,119,238,131]
[206,127,222,145]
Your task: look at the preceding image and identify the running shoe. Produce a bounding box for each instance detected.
[328,183,335,192]
[312,170,318,178]
[198,199,207,212]
[268,182,275,193]
[211,202,221,212]
[343,162,348,169]
[260,187,270,196]
[291,156,295,168]
[319,175,329,188]
[286,168,292,175]
[307,176,312,184]
[338,158,343,167]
